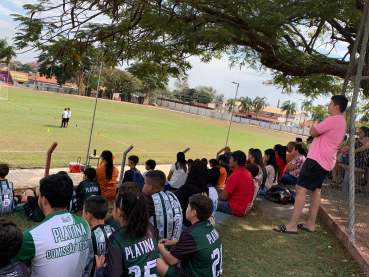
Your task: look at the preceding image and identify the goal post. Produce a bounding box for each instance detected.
[0,79,9,101]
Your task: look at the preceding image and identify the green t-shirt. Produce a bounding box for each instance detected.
[96,225,158,276]
[76,180,101,211]
[170,221,223,277]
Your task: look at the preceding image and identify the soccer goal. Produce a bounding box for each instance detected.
[0,79,8,101]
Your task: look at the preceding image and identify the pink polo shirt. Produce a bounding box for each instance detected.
[307,115,346,171]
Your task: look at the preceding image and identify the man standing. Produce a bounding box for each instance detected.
[217,150,254,216]
[13,174,93,276]
[274,95,348,234]
[61,108,68,128]
[66,108,71,127]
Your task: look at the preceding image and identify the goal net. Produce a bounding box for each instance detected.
[0,79,8,101]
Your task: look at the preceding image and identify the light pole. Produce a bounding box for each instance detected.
[225,82,239,147]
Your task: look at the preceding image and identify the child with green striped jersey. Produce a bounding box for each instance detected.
[82,195,114,276]
[0,164,16,214]
[76,168,101,211]
[157,194,223,277]
[95,191,159,277]
[12,173,94,277]
[142,170,183,242]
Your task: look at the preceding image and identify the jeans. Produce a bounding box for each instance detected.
[281,173,298,185]
[217,200,234,215]
[258,187,268,195]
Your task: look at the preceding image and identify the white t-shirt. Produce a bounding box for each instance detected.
[143,169,152,179]
[13,210,93,277]
[67,110,71,118]
[168,163,187,189]
[62,111,68,119]
[208,186,219,216]
[252,179,260,203]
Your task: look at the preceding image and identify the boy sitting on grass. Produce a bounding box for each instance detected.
[82,195,115,276]
[0,219,30,277]
[142,170,183,242]
[143,159,157,179]
[0,163,20,214]
[123,155,144,188]
[20,187,45,222]
[157,194,223,277]
[76,168,101,211]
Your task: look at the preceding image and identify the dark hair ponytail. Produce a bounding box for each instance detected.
[250,149,267,189]
[265,149,280,183]
[101,150,114,181]
[175,152,187,173]
[274,144,287,165]
[115,192,150,240]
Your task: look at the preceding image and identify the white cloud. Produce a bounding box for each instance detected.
[0,4,20,16]
[0,19,16,38]
[3,0,37,9]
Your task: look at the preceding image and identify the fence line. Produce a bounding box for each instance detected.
[155,98,311,136]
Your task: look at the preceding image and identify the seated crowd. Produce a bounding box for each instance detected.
[0,139,312,277]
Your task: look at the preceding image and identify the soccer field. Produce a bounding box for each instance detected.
[0,87,299,167]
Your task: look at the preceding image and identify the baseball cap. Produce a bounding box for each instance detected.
[231,150,246,166]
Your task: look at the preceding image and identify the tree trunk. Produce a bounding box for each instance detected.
[74,70,85,95]
[285,111,289,125]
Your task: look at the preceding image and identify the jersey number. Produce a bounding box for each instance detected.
[211,245,223,277]
[128,259,156,277]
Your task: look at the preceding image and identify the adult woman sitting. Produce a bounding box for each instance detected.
[167,152,187,190]
[94,150,119,200]
[175,161,208,228]
[274,144,287,180]
[280,144,306,185]
[262,149,280,193]
[249,149,267,194]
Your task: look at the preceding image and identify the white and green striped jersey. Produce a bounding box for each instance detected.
[13,210,93,277]
[150,191,182,241]
[0,179,15,214]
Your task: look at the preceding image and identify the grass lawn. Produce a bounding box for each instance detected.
[0,87,299,167]
[1,201,363,276]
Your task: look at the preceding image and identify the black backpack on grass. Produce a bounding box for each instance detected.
[265,186,295,205]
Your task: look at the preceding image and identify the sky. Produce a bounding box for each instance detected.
[0,0,341,111]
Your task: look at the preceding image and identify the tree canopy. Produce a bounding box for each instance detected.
[281,100,298,125]
[0,39,16,65]
[12,0,369,97]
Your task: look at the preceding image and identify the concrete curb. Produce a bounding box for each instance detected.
[319,199,369,275]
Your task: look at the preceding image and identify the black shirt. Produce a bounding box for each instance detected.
[211,167,221,186]
[174,183,202,227]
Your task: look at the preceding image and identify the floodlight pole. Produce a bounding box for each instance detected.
[85,61,103,168]
[225,82,239,147]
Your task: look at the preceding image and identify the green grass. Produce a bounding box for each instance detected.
[1,201,363,276]
[0,87,298,167]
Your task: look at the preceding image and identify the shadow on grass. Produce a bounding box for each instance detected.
[43,124,63,128]
[216,201,365,277]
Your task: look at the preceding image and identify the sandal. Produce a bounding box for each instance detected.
[297,223,315,233]
[273,225,298,234]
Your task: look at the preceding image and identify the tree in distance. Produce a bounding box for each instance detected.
[281,100,298,125]
[253,97,269,119]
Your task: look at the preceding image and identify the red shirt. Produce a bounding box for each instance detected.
[276,157,286,180]
[224,167,254,216]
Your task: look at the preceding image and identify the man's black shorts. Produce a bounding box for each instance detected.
[66,118,70,122]
[297,158,329,191]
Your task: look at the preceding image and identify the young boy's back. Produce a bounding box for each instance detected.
[0,164,15,214]
[76,168,101,210]
[123,155,144,188]
[158,194,222,277]
[82,195,114,276]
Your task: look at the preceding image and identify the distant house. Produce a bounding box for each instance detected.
[28,75,77,93]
